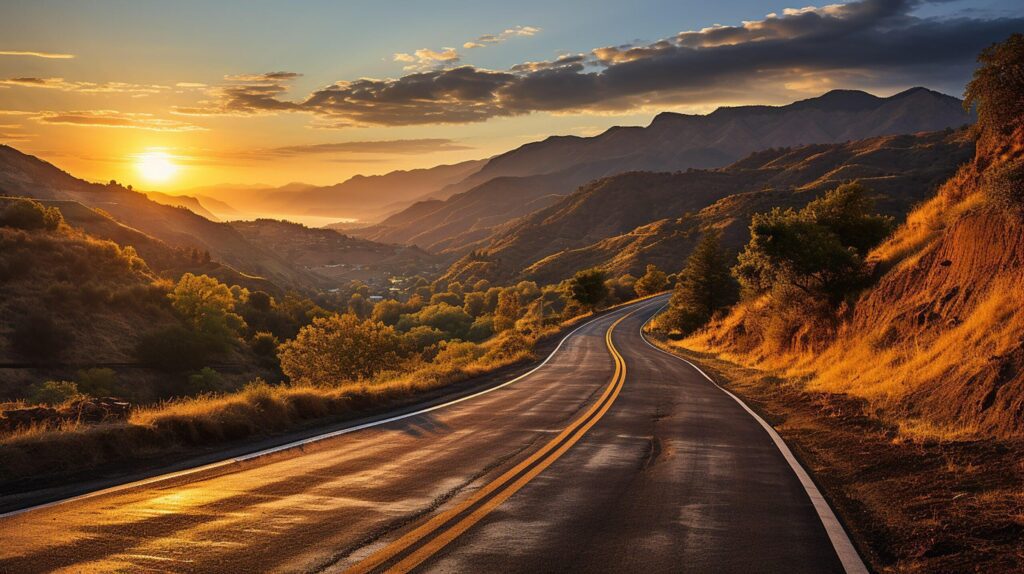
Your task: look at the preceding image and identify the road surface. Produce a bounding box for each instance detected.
[0,296,862,573]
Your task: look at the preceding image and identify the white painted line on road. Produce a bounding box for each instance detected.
[0,298,664,521]
[638,307,869,574]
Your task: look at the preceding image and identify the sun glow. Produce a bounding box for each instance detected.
[136,150,178,183]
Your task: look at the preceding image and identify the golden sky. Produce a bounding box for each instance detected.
[0,0,1018,192]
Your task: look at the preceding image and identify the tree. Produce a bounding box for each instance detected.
[733,183,893,304]
[169,273,246,344]
[463,292,486,317]
[568,268,609,310]
[279,314,402,384]
[76,368,119,397]
[250,331,279,358]
[415,303,474,338]
[371,299,404,326]
[605,274,637,304]
[430,291,463,306]
[247,290,273,312]
[663,231,738,333]
[31,381,82,405]
[634,264,668,297]
[493,288,521,332]
[964,34,1024,151]
[347,292,372,319]
[514,281,541,305]
[0,199,63,231]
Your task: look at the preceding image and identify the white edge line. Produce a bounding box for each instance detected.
[0,298,662,521]
[638,305,869,574]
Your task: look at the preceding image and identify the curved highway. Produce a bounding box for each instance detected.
[0,296,863,573]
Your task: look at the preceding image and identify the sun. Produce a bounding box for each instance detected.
[136,151,178,183]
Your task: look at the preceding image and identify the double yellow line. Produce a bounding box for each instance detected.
[345,312,633,574]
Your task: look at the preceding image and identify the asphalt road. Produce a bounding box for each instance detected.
[0,296,860,573]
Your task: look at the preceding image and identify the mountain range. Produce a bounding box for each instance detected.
[441,129,974,285]
[349,88,971,252]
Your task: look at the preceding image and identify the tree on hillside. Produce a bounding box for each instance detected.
[662,231,738,333]
[964,34,1024,213]
[569,268,609,310]
[605,274,637,304]
[462,291,486,317]
[347,292,372,319]
[0,199,63,231]
[634,264,669,297]
[415,303,474,339]
[733,183,893,304]
[169,273,246,344]
[371,299,404,326]
[493,288,521,332]
[964,33,1024,149]
[279,314,402,384]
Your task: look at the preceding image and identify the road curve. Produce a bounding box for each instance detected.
[0,296,858,573]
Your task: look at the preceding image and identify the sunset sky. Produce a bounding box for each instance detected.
[0,0,1020,191]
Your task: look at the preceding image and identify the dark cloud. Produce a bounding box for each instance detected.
[188,0,1024,125]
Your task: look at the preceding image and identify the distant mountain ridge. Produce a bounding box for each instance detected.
[0,145,441,291]
[354,88,972,252]
[184,159,486,224]
[440,129,975,285]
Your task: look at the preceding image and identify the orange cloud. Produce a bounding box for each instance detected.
[0,50,75,59]
[33,110,205,132]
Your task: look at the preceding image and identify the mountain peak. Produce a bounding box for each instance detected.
[787,89,882,112]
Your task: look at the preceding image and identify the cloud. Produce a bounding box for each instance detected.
[183,0,1024,126]
[0,76,170,95]
[464,25,541,49]
[33,110,205,131]
[172,72,303,116]
[392,47,460,71]
[0,50,74,59]
[223,71,302,82]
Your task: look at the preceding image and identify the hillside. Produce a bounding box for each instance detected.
[443,129,974,285]
[687,126,1024,438]
[0,145,441,291]
[357,88,972,250]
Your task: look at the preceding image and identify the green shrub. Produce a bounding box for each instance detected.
[250,331,279,357]
[76,368,119,397]
[31,380,83,405]
[568,268,609,310]
[186,367,229,394]
[467,316,494,342]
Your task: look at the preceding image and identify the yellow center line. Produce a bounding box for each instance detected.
[344,311,634,574]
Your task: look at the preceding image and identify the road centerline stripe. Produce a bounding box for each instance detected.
[344,312,634,574]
